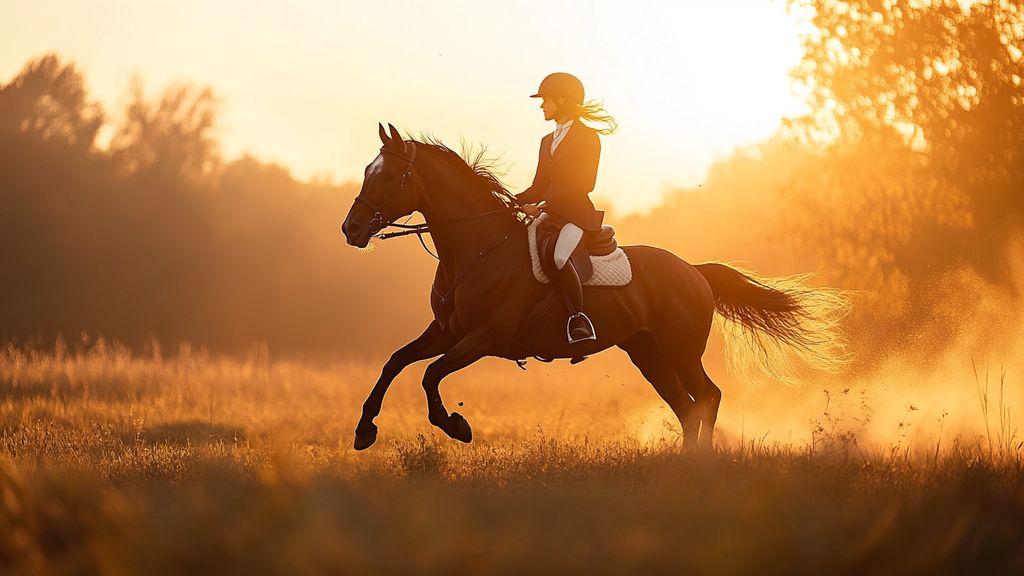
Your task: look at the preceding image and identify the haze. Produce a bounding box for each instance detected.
[0,0,805,213]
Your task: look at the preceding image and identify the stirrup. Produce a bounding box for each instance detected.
[566,312,597,344]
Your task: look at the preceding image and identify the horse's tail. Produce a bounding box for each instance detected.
[694,262,851,382]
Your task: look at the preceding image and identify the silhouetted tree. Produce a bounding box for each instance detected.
[785,0,1023,276]
[0,54,103,151]
[0,54,437,357]
[0,55,111,341]
[109,79,221,185]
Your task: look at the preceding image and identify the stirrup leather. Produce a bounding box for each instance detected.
[566,312,597,344]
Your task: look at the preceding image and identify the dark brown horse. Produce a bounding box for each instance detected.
[341,123,847,450]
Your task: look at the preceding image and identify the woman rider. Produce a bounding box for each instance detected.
[516,72,618,345]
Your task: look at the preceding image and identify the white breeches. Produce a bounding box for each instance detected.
[554,223,584,270]
[537,213,584,269]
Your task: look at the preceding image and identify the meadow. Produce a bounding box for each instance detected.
[3,1,1023,572]
[1,339,1022,575]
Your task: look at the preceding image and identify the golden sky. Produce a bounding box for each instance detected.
[1,0,807,214]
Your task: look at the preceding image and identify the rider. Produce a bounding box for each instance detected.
[516,72,617,345]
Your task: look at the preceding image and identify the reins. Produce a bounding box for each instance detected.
[354,140,534,322]
[430,224,526,322]
[375,207,522,238]
[373,207,524,258]
[362,142,531,259]
[352,138,556,364]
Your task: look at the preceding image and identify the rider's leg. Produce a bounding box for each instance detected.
[553,222,584,270]
[554,258,584,312]
[552,223,596,343]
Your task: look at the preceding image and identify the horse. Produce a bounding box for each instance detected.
[341,123,848,451]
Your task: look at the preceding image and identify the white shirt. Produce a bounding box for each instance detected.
[550,118,573,154]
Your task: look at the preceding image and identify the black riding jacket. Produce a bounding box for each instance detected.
[515,120,604,231]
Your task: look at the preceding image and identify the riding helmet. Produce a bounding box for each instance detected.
[530,72,585,105]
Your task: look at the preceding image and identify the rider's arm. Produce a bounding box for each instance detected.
[514,139,550,205]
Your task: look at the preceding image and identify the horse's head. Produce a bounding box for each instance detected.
[342,123,419,248]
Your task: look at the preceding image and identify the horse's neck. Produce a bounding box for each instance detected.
[430,226,530,300]
[418,162,518,273]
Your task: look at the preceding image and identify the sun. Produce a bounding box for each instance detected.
[567,2,809,212]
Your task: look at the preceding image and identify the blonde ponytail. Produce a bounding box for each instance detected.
[573,99,618,135]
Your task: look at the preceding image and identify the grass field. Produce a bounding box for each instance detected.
[2,340,1023,575]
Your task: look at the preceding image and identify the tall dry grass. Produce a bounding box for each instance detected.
[1,341,1023,574]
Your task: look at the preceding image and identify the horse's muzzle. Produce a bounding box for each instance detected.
[341,218,369,248]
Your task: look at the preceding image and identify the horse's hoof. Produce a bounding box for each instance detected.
[354,423,378,450]
[356,432,380,450]
[448,412,473,443]
[353,431,377,450]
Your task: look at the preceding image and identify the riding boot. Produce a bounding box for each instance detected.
[555,259,596,344]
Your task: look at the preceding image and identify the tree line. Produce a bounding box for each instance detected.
[0,55,436,359]
[3,0,1021,367]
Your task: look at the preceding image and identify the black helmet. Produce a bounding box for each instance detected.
[529,72,584,105]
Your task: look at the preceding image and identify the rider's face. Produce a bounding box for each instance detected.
[540,96,560,121]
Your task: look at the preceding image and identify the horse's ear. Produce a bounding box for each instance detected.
[378,122,390,146]
[388,123,403,149]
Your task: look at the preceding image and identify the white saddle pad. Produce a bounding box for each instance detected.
[527,219,632,287]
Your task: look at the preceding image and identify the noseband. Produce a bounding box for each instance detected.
[354,143,418,235]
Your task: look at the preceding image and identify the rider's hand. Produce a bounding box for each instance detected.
[522,204,541,217]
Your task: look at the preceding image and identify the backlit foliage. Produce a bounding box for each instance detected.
[782,0,1024,362]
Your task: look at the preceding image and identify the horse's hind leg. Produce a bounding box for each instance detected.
[421,329,490,443]
[618,331,699,448]
[355,321,449,450]
[701,368,723,448]
[662,354,719,450]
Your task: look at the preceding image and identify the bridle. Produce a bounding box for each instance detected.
[351,141,530,259]
[354,143,418,236]
[349,139,537,338]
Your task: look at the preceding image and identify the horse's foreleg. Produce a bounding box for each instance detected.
[421,329,489,443]
[354,321,449,450]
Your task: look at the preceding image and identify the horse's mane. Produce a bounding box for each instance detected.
[407,133,519,208]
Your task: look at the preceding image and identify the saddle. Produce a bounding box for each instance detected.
[511,218,631,363]
[535,217,619,283]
